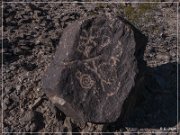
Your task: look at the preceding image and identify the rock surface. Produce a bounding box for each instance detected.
[42,16,138,123]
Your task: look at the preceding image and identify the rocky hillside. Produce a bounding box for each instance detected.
[1,0,179,134]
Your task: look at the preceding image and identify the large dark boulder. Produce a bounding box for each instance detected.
[42,16,140,124]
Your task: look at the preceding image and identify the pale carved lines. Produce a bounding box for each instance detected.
[75,71,95,90]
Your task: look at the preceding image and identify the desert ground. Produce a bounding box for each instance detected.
[1,0,180,134]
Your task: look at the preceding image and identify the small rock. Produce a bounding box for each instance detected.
[4,127,10,132]
[160,33,167,39]
[20,46,31,50]
[4,97,10,105]
[61,15,69,22]
[161,0,175,8]
[14,47,22,54]
[25,123,31,131]
[21,62,37,71]
[4,86,13,94]
[21,110,36,123]
[30,123,37,132]
[9,65,16,70]
[46,15,51,20]
[16,85,22,91]
[63,117,72,132]
[156,54,170,61]
[3,104,8,111]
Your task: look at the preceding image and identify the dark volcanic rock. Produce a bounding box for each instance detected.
[42,16,138,123]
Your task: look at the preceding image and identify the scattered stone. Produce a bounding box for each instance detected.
[160,0,175,8]
[156,54,170,61]
[4,97,10,105]
[16,85,22,91]
[63,117,72,132]
[3,104,8,111]
[21,62,37,71]
[4,86,13,94]
[3,127,10,132]
[29,123,37,132]
[21,110,36,123]
[25,123,31,131]
[29,97,43,110]
[9,65,16,71]
[46,15,51,20]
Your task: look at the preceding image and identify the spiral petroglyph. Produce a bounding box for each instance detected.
[80,74,95,89]
[76,71,95,89]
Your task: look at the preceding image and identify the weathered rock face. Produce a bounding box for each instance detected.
[42,16,138,123]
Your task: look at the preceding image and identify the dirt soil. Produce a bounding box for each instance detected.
[1,0,180,134]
